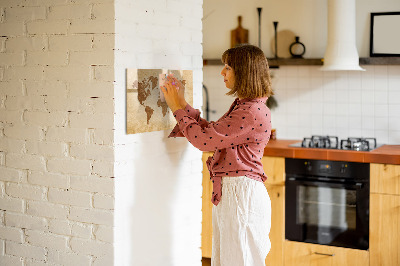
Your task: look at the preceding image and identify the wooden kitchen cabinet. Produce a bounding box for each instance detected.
[201,154,286,266]
[284,241,369,266]
[370,163,400,195]
[370,163,400,266]
[202,152,213,258]
[262,156,285,266]
[264,184,285,266]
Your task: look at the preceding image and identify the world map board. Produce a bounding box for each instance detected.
[126,69,193,134]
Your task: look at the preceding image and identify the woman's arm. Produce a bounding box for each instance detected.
[172,106,257,152]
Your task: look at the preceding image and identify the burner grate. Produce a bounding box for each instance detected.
[301,135,339,149]
[340,137,377,151]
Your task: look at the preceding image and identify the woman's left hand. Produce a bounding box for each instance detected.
[161,75,184,113]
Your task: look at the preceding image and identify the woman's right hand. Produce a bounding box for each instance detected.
[168,75,187,108]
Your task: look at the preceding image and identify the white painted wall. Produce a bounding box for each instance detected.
[203,0,400,144]
[113,0,203,265]
[203,0,400,58]
[0,0,115,265]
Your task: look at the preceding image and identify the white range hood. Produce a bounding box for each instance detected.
[320,0,365,71]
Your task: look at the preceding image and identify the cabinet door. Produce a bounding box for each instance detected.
[370,163,400,195]
[262,156,285,186]
[264,184,284,266]
[202,152,213,258]
[370,193,400,266]
[284,241,369,266]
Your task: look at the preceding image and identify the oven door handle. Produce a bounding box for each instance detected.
[287,177,364,189]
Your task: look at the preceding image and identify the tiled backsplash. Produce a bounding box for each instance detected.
[203,65,400,144]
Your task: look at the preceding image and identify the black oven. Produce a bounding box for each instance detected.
[285,158,369,250]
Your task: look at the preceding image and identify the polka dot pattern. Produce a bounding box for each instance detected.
[168,97,272,206]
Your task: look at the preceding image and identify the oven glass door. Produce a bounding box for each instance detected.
[286,179,369,250]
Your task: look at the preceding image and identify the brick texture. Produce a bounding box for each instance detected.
[0,6,117,254]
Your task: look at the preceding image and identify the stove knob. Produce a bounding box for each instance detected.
[340,164,347,174]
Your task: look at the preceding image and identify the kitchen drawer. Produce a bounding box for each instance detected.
[284,240,369,266]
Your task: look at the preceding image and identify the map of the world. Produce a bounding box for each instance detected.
[126,69,193,134]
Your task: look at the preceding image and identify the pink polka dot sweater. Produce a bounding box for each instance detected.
[169,97,272,206]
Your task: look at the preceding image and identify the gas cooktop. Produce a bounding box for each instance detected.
[289,135,382,151]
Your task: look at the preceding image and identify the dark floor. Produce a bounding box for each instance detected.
[202,257,211,266]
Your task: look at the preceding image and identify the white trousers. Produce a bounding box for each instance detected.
[212,176,271,266]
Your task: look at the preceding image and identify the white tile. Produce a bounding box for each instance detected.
[361,129,375,138]
[361,90,374,104]
[361,75,374,91]
[374,78,388,91]
[285,66,298,77]
[286,77,299,89]
[311,102,324,113]
[297,102,312,115]
[374,90,388,104]
[388,65,400,76]
[298,67,311,78]
[311,127,324,136]
[361,104,375,116]
[323,87,336,103]
[388,76,400,91]
[298,77,311,89]
[388,91,400,104]
[336,115,348,128]
[348,75,362,91]
[362,116,375,130]
[374,117,389,130]
[348,70,362,80]
[348,103,362,116]
[375,104,389,117]
[349,128,362,137]
[336,103,349,116]
[310,66,324,77]
[348,116,362,129]
[311,114,324,128]
[273,76,287,90]
[323,103,336,115]
[336,128,349,140]
[310,77,324,89]
[362,65,375,74]
[311,87,323,101]
[374,65,388,78]
[348,90,362,103]
[388,131,400,144]
[322,70,335,78]
[388,117,400,131]
[335,73,349,90]
[323,115,336,129]
[374,130,389,144]
[336,90,349,103]
[388,104,400,117]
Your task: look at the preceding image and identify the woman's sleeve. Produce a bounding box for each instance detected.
[168,103,211,138]
[171,107,257,152]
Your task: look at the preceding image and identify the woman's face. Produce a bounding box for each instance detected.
[221,64,235,89]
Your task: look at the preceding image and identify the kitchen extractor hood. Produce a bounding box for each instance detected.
[320,0,365,71]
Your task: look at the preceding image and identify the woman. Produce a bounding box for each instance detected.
[162,44,273,266]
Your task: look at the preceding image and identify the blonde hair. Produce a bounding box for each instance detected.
[221,44,273,99]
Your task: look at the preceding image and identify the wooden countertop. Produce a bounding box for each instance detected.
[263,139,400,165]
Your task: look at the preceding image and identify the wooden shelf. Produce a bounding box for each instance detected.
[203,57,400,67]
[203,58,323,67]
[359,57,400,65]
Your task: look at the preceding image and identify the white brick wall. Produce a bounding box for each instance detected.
[0,0,115,265]
[1,0,204,265]
[114,0,203,265]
